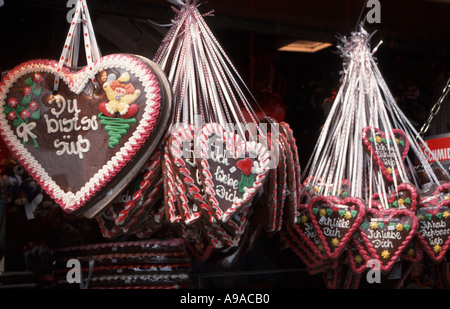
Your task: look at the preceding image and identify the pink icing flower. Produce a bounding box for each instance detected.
[7,111,16,120]
[29,101,38,111]
[8,98,18,108]
[33,73,43,83]
[23,86,32,96]
[20,109,31,119]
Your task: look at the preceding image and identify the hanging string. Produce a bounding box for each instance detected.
[302,25,446,207]
[54,0,100,93]
[153,0,265,142]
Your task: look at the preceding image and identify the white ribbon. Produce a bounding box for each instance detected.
[54,0,101,92]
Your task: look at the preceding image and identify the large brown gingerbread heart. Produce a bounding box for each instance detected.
[0,54,171,216]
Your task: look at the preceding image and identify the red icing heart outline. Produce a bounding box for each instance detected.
[359,207,418,273]
[308,195,366,260]
[362,126,410,183]
[0,55,165,213]
[371,182,419,211]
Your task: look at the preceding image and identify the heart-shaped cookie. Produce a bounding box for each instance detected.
[197,123,270,223]
[362,126,410,183]
[308,195,366,260]
[359,207,418,272]
[346,232,370,274]
[420,182,450,206]
[372,182,419,211]
[0,54,171,216]
[416,200,450,263]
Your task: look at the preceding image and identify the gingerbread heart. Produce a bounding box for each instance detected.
[197,123,270,223]
[371,182,419,211]
[416,200,450,263]
[420,182,450,206]
[168,125,203,201]
[346,233,370,274]
[359,207,418,272]
[308,195,366,260]
[362,126,410,183]
[0,54,171,215]
[291,203,328,262]
[302,176,327,201]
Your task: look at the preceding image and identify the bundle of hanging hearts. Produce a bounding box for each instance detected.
[0,0,174,241]
[152,0,302,264]
[280,25,450,289]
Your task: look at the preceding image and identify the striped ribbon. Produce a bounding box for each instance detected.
[153,0,263,140]
[54,0,101,92]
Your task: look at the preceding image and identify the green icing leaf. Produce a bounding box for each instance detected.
[24,77,33,86]
[326,208,333,216]
[426,213,432,221]
[351,210,358,217]
[13,118,22,127]
[392,201,398,207]
[31,111,40,120]
[312,208,318,215]
[436,212,443,219]
[368,137,374,143]
[3,106,12,115]
[399,140,405,146]
[338,210,346,217]
[33,87,42,97]
[404,197,411,204]
[381,138,387,144]
[404,224,411,231]
[378,222,385,229]
[361,223,368,230]
[22,96,31,106]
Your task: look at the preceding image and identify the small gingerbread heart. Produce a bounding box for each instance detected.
[308,195,366,260]
[416,199,450,263]
[371,182,419,211]
[362,126,410,183]
[359,207,418,273]
[197,123,270,223]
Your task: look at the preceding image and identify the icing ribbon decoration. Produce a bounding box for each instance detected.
[16,122,37,144]
[54,0,101,92]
